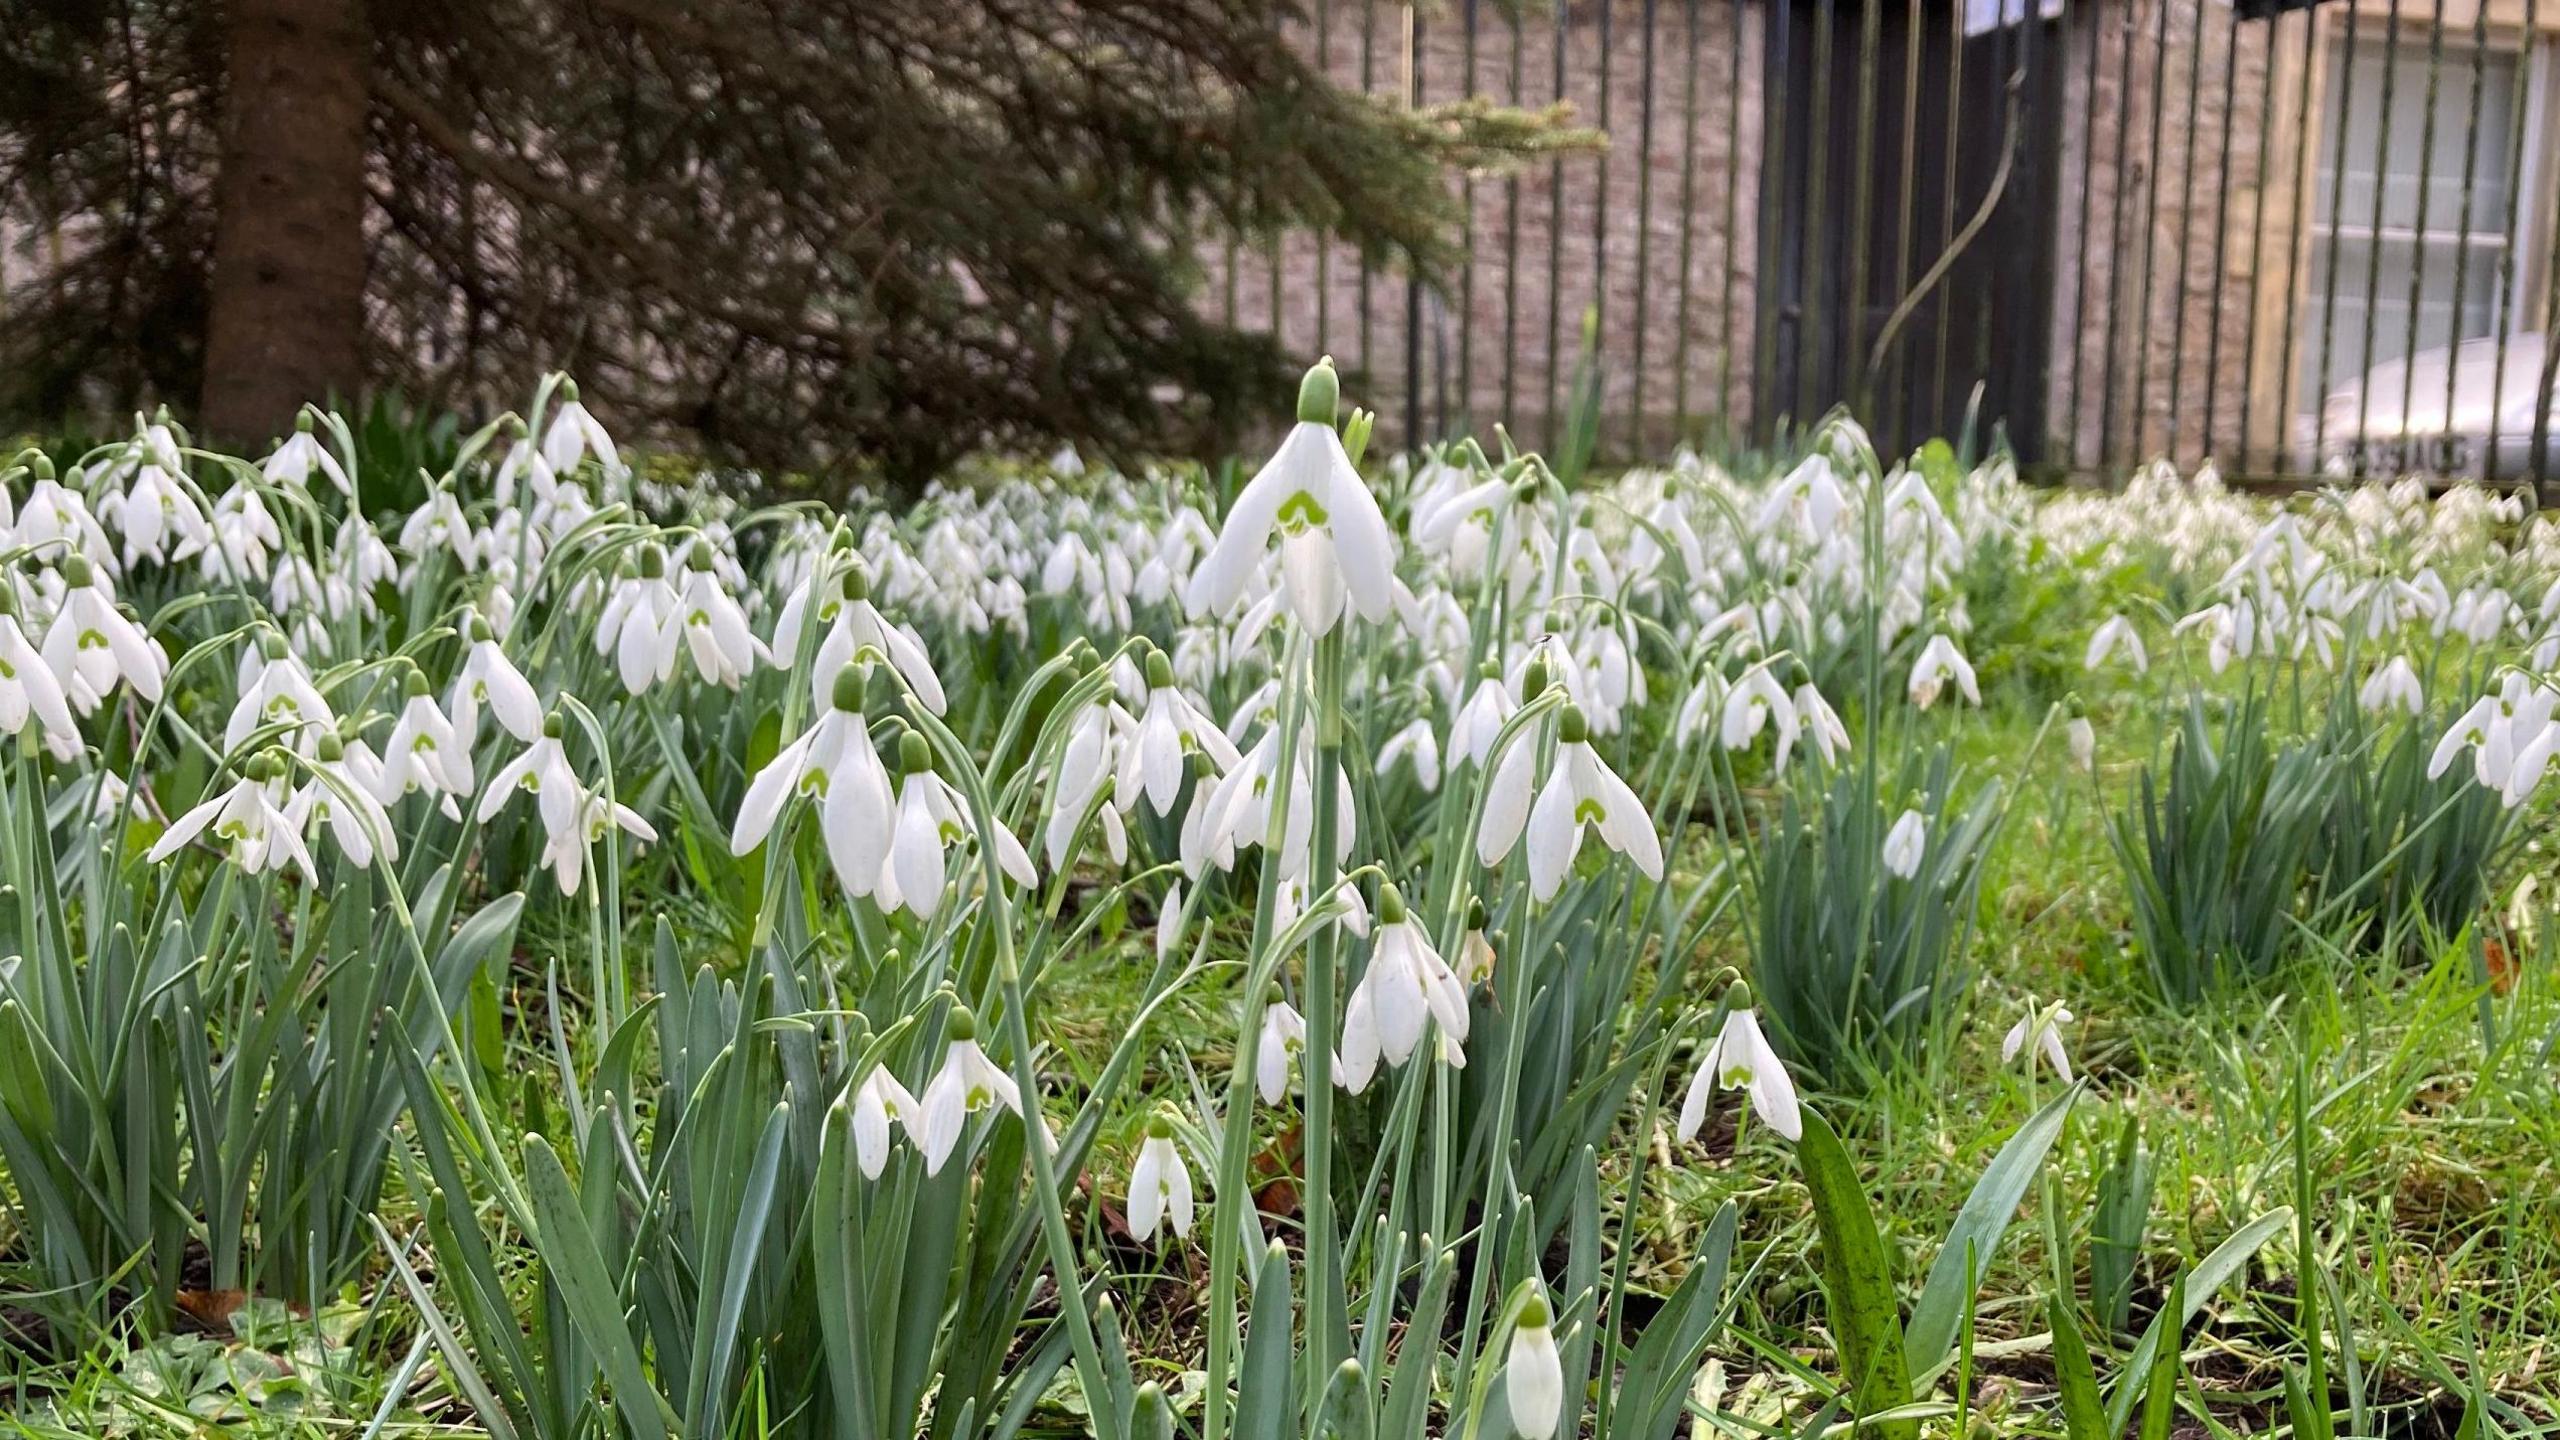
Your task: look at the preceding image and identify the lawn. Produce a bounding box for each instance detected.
[0,370,2553,1439]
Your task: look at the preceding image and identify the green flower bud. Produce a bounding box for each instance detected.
[638,543,667,580]
[945,1005,978,1042]
[1376,882,1408,925]
[899,731,934,777]
[831,663,870,713]
[1297,358,1341,426]
[1557,703,1590,745]
[1144,650,1176,690]
[542,711,566,740]
[1517,1293,1551,1330]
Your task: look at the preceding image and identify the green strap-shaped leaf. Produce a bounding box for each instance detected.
[1797,1107,1917,1440]
[2139,1276,2187,1440]
[2102,1207,2292,1434]
[1381,1245,1456,1440]
[2048,1295,2106,1440]
[522,1135,671,1440]
[1238,1240,1298,1440]
[1908,1081,2082,1372]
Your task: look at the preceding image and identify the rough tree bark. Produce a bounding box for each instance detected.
[199,0,371,445]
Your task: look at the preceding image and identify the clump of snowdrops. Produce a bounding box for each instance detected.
[0,357,2546,1440]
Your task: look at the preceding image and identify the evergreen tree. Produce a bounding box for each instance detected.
[0,0,1574,484]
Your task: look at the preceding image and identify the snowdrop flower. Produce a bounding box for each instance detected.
[2173,598,2257,674]
[915,1008,1025,1175]
[41,555,164,712]
[398,487,480,573]
[1676,997,1800,1143]
[0,587,78,749]
[1340,884,1471,1094]
[260,412,352,495]
[1185,725,1355,883]
[450,613,543,752]
[537,787,658,896]
[778,564,948,716]
[1478,703,1664,902]
[2000,999,2076,1083]
[14,474,116,570]
[2067,713,2096,773]
[2429,675,2542,790]
[540,379,622,476]
[1378,715,1441,791]
[1882,807,1926,880]
[1506,1292,1565,1440]
[377,667,471,813]
[1117,650,1239,816]
[476,712,586,840]
[96,457,208,568]
[2084,614,2148,673]
[1907,633,1980,709]
[288,732,399,868]
[1448,663,1516,769]
[1185,358,1398,635]
[2358,656,2423,716]
[2497,685,2560,806]
[1126,1115,1195,1244]
[490,427,558,508]
[675,544,764,688]
[1720,664,1799,764]
[877,731,1037,920]
[1793,683,1850,765]
[226,633,336,755]
[1255,990,1312,1105]
[1044,692,1129,869]
[596,544,683,695]
[147,753,315,882]
[850,1062,920,1179]
[180,486,284,582]
[729,665,898,900]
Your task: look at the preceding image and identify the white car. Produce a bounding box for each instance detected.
[2317,333,2560,479]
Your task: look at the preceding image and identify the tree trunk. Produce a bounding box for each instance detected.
[199,0,371,446]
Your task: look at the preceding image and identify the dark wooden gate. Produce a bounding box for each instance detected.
[1757,0,2067,462]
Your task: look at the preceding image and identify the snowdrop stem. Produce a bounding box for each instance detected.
[1204,627,1315,1440]
[1299,622,1351,1430]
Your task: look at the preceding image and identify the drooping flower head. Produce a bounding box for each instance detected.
[1185,359,1398,635]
